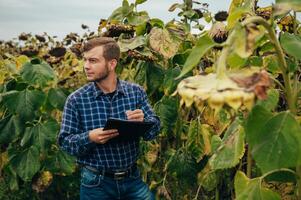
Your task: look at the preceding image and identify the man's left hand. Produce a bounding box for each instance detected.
[126,109,144,122]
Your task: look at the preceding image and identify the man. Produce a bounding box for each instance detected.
[58,37,160,200]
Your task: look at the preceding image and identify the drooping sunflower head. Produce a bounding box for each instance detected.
[176,70,271,113]
[214,11,228,22]
[209,22,228,43]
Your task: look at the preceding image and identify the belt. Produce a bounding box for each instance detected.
[83,164,137,180]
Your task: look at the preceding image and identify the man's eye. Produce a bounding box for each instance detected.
[89,59,97,63]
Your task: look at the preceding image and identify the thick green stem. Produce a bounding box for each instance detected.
[216,29,237,79]
[241,16,296,113]
[242,16,300,199]
[298,166,301,200]
[215,186,219,200]
[292,12,301,199]
[216,46,230,79]
[247,145,252,178]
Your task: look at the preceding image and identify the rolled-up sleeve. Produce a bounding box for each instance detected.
[137,87,161,141]
[58,95,95,156]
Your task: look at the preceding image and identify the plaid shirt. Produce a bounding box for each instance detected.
[58,79,160,170]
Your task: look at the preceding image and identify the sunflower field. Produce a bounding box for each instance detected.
[0,0,301,199]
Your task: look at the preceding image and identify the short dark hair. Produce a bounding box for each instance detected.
[82,37,120,61]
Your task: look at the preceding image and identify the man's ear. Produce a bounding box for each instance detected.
[108,59,117,71]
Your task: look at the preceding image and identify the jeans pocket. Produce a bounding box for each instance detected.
[81,168,102,188]
[129,168,141,179]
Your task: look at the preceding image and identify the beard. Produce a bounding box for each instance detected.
[86,62,110,83]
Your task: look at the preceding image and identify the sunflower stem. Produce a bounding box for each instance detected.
[193,183,202,200]
[215,186,220,200]
[216,28,237,79]
[242,16,300,199]
[216,46,229,79]
[247,145,252,178]
[241,16,296,114]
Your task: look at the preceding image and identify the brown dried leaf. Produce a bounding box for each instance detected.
[230,70,271,100]
[149,27,180,59]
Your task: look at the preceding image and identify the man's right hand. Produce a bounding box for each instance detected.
[89,128,119,144]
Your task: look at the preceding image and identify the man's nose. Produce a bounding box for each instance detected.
[84,62,90,70]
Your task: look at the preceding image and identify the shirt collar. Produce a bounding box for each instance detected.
[92,78,126,98]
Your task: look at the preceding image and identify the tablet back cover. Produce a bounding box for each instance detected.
[103,118,155,142]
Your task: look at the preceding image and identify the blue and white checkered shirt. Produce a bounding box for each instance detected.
[58,79,160,170]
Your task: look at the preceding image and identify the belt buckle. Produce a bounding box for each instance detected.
[113,171,127,180]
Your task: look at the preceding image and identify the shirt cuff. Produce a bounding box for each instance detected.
[143,116,160,140]
[79,131,96,150]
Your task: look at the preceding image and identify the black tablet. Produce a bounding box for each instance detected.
[103,118,155,142]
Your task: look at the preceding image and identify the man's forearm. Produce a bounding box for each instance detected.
[58,130,95,156]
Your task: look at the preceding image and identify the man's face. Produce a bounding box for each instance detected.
[83,46,112,82]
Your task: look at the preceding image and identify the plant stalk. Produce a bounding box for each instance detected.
[193,184,202,200]
[242,16,300,199]
[215,29,237,79]
[241,16,296,113]
[298,166,301,200]
[215,186,219,200]
[216,46,229,79]
[247,145,252,178]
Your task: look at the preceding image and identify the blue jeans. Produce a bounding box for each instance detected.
[80,167,154,200]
